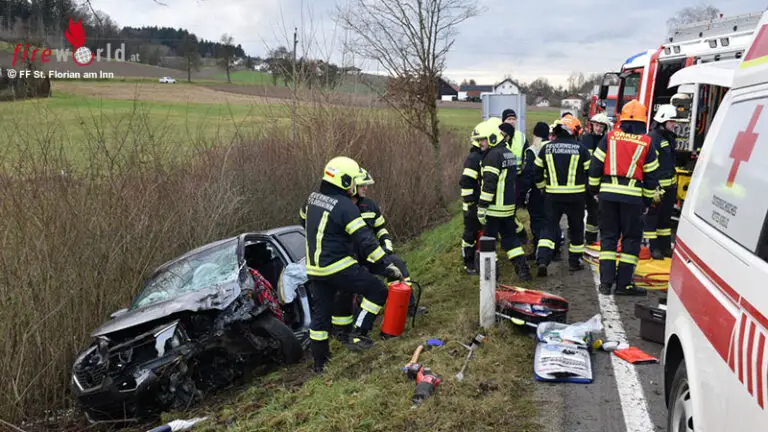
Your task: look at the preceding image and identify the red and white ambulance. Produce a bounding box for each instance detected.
[664,10,768,431]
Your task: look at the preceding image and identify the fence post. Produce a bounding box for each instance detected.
[479,235,496,329]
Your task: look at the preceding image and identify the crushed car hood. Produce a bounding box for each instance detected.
[91,281,241,337]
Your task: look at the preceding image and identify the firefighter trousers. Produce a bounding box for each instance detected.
[537,196,585,266]
[599,200,644,289]
[528,190,562,257]
[483,216,526,265]
[309,264,388,369]
[331,256,411,336]
[643,185,676,253]
[585,192,599,244]
[462,204,482,268]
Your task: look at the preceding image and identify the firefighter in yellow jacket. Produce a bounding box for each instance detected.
[477,120,532,281]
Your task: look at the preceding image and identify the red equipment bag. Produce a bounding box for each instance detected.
[496,285,569,327]
[613,346,658,364]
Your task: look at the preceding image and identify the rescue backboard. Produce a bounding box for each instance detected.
[482,94,528,136]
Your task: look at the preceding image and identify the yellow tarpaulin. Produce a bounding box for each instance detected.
[583,244,670,290]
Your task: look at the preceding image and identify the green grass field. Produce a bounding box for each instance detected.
[215,70,277,84]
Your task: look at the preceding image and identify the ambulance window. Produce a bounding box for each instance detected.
[691,94,768,257]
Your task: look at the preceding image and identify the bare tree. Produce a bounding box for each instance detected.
[180,33,200,83]
[667,5,721,31]
[218,33,236,83]
[338,0,481,203]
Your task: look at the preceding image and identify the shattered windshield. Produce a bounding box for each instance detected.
[131,240,240,310]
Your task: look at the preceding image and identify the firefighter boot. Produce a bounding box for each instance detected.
[614,283,647,297]
[342,328,375,351]
[599,283,613,295]
[463,246,478,275]
[569,260,584,272]
[537,263,548,277]
[649,239,664,260]
[515,258,532,282]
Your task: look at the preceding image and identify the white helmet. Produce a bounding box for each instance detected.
[654,104,678,123]
[590,112,611,127]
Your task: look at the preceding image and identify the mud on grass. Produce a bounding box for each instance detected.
[146,215,541,432]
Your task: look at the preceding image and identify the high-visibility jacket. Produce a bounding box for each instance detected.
[303,183,388,278]
[357,197,393,252]
[581,132,603,157]
[534,137,591,197]
[649,127,677,188]
[588,122,660,204]
[300,196,393,253]
[479,145,517,218]
[506,130,528,174]
[459,147,485,211]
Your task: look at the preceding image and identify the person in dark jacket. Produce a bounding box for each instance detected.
[581,112,612,244]
[643,105,678,259]
[588,100,660,296]
[518,121,561,260]
[304,156,403,372]
[500,110,530,244]
[533,118,591,275]
[477,120,532,281]
[459,120,490,274]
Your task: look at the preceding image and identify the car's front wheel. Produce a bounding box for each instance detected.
[250,314,304,364]
[667,361,695,432]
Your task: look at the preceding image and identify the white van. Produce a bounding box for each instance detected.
[664,11,768,432]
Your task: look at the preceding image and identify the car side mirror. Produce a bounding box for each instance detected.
[110,308,128,319]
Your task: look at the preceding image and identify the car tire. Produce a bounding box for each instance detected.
[667,361,694,432]
[252,314,304,364]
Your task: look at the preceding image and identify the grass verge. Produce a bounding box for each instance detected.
[175,212,540,432]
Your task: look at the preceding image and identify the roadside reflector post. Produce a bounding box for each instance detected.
[479,235,497,329]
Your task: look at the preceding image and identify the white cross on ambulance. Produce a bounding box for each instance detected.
[664,10,768,432]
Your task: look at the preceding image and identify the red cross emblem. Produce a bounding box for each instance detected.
[727,104,763,188]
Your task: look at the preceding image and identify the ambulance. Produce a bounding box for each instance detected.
[664,10,768,432]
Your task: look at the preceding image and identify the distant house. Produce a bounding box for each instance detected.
[535,97,551,107]
[437,77,458,100]
[561,96,584,111]
[458,84,494,100]
[341,66,362,75]
[493,78,520,95]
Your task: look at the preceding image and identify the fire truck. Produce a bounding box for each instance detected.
[601,12,763,147]
[598,11,764,205]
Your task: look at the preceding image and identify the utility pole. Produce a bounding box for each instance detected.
[292,27,298,145]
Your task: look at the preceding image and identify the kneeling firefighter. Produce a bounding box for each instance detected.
[643,104,678,259]
[459,121,490,274]
[534,118,591,275]
[588,100,659,296]
[477,120,532,281]
[581,113,612,244]
[304,156,404,372]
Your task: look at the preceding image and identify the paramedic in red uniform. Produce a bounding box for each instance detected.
[589,100,660,296]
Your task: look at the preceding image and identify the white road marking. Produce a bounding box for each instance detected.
[591,268,655,432]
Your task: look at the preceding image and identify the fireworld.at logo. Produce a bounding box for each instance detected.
[11,18,139,67]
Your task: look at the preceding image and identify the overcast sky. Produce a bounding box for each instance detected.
[92,0,767,87]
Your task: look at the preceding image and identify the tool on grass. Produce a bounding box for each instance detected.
[455,334,486,381]
[401,344,425,380]
[411,367,441,407]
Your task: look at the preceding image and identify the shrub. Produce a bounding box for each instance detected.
[0,99,463,424]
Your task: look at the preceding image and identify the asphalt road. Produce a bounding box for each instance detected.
[529,246,668,432]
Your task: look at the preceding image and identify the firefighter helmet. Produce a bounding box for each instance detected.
[590,112,611,127]
[358,168,375,186]
[471,119,502,146]
[322,156,363,192]
[620,99,648,123]
[551,118,573,136]
[653,104,678,123]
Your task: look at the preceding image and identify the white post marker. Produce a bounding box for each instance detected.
[479,235,497,329]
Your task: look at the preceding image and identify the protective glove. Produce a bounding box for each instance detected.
[384,262,403,281]
[652,187,665,205]
[383,239,394,254]
[477,207,487,225]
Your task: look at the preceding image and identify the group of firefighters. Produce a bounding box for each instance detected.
[460,100,679,296]
[298,98,679,373]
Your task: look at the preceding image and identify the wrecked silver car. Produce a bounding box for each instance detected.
[70,227,312,422]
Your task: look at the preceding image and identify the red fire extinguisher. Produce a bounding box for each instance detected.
[380,281,413,337]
